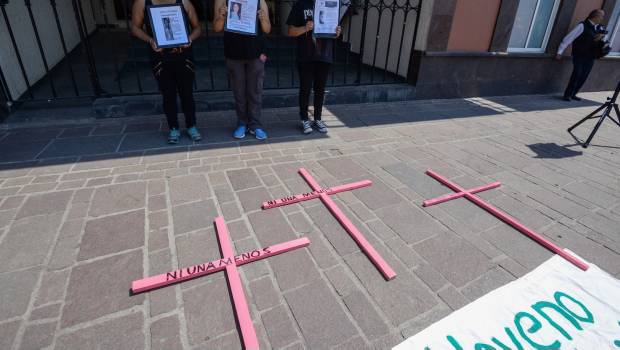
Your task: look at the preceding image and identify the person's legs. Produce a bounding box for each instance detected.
[155,60,180,130]
[572,58,595,98]
[564,56,584,100]
[226,59,248,127]
[246,58,265,134]
[312,62,331,121]
[177,58,197,129]
[298,62,315,121]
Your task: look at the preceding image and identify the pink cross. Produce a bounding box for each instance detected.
[262,168,397,280]
[131,217,310,350]
[422,169,589,271]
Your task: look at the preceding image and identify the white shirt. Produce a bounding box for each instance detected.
[557,20,605,55]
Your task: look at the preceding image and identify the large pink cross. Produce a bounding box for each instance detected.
[422,169,589,271]
[131,216,310,350]
[262,168,397,280]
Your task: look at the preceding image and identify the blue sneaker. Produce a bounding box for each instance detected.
[187,127,202,141]
[250,128,267,140]
[167,128,180,144]
[233,124,247,139]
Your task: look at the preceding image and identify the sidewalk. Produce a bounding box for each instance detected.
[0,92,619,349]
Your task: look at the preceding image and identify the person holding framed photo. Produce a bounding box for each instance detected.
[287,0,341,134]
[213,0,271,140]
[131,0,202,144]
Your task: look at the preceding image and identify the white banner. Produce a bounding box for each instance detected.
[394,253,620,349]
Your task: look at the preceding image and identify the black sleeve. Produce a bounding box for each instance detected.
[286,1,305,27]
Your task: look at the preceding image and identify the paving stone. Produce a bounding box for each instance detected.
[79,210,145,260]
[385,236,423,269]
[19,321,56,350]
[303,230,339,269]
[461,267,515,301]
[15,190,72,220]
[413,232,493,288]
[168,174,210,205]
[237,187,270,213]
[439,197,504,232]
[0,267,41,320]
[183,278,237,345]
[305,201,373,257]
[521,164,577,187]
[413,262,449,291]
[284,279,358,349]
[172,199,218,235]
[400,303,452,338]
[375,202,447,245]
[61,250,144,327]
[56,312,144,350]
[0,213,63,272]
[488,194,553,231]
[0,320,21,350]
[89,182,146,217]
[30,303,62,320]
[249,277,281,311]
[226,168,261,191]
[261,304,300,348]
[578,212,620,243]
[383,162,451,199]
[527,188,589,219]
[437,285,469,311]
[286,212,313,234]
[0,195,24,210]
[39,135,123,158]
[481,224,553,270]
[343,290,389,340]
[496,256,529,278]
[351,177,402,213]
[366,219,397,240]
[345,250,436,326]
[149,210,168,230]
[47,219,84,270]
[542,224,620,275]
[319,157,365,180]
[332,336,370,350]
[35,269,70,306]
[563,181,618,208]
[248,208,298,246]
[227,219,252,241]
[148,194,167,212]
[234,238,271,281]
[151,315,183,350]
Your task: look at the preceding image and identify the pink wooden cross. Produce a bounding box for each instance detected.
[422,169,589,271]
[131,216,310,350]
[262,168,397,280]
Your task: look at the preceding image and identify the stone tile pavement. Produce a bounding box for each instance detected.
[0,92,619,349]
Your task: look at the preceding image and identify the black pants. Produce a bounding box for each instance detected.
[298,61,331,121]
[153,58,196,130]
[564,56,595,99]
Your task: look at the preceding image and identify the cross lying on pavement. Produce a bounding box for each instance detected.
[422,169,589,271]
[262,168,397,280]
[131,216,311,350]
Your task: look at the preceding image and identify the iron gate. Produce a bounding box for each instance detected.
[0,0,422,106]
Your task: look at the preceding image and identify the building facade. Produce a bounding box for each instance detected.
[1,0,620,117]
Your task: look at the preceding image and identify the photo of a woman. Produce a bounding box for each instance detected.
[229,2,242,20]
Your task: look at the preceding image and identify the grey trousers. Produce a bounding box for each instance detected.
[226,58,265,129]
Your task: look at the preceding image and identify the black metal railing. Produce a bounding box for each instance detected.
[0,0,422,107]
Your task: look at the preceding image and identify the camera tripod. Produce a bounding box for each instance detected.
[567,81,620,148]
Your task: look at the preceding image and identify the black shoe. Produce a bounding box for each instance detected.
[562,96,572,102]
[571,95,582,101]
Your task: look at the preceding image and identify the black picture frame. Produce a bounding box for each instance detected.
[146,4,191,48]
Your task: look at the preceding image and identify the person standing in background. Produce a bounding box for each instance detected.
[287,0,341,134]
[556,9,606,102]
[131,0,203,144]
[214,0,271,140]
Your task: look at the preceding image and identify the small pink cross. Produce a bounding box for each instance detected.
[422,169,589,271]
[131,217,311,350]
[262,168,397,280]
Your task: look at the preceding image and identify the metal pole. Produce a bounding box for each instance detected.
[76,0,104,94]
[71,0,104,95]
[356,0,370,84]
[24,0,57,97]
[0,63,14,114]
[50,0,79,96]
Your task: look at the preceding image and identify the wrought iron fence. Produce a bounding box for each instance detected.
[0,0,422,106]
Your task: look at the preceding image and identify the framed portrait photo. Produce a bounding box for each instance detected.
[146,4,191,48]
[313,0,340,38]
[224,0,258,36]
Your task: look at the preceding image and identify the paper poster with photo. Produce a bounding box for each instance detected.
[313,0,340,38]
[147,4,190,48]
[225,0,259,36]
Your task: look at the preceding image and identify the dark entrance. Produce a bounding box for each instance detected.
[0,0,423,108]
